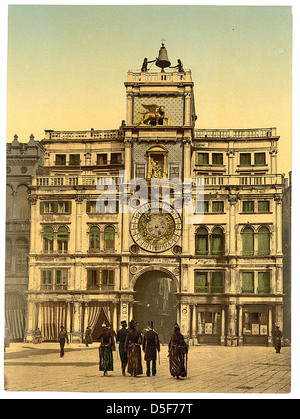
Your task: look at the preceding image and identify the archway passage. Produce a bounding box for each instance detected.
[133,270,177,344]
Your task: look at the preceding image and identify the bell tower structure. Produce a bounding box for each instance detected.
[124,43,196,182]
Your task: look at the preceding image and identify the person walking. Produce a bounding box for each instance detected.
[142,321,160,377]
[116,320,129,376]
[85,326,93,347]
[58,325,69,357]
[168,323,188,379]
[125,320,143,377]
[98,323,114,376]
[273,325,283,353]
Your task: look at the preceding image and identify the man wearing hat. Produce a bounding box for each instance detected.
[116,320,129,376]
[142,321,160,377]
[273,325,283,353]
[58,325,69,358]
[124,320,143,377]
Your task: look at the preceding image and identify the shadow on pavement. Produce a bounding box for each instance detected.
[4,345,97,360]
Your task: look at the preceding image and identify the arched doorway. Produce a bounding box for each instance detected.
[133,269,178,344]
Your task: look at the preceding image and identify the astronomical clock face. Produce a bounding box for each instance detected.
[130,202,181,253]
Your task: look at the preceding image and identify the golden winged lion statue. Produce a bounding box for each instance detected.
[138,104,166,126]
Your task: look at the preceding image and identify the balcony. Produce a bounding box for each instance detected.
[193,174,284,187]
[127,70,192,83]
[33,174,122,187]
[194,128,277,139]
[44,129,123,141]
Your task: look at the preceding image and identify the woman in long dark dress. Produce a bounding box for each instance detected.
[125,320,143,377]
[98,323,114,376]
[168,323,188,379]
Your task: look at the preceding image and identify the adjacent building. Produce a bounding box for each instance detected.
[5,134,44,341]
[23,45,287,346]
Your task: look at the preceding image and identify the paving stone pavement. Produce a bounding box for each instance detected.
[3,342,291,394]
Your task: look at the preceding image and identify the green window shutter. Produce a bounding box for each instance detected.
[254,153,266,165]
[212,153,223,165]
[53,202,58,214]
[211,271,224,293]
[258,272,270,294]
[242,201,254,213]
[195,272,208,293]
[198,153,209,165]
[212,201,224,213]
[258,227,270,256]
[258,201,269,213]
[40,202,44,214]
[43,226,54,241]
[57,227,68,241]
[67,201,72,213]
[56,270,61,284]
[195,228,208,255]
[242,272,254,293]
[211,228,224,255]
[86,201,91,213]
[240,153,251,166]
[242,227,254,256]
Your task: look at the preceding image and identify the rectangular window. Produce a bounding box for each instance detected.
[254,153,266,165]
[196,201,209,214]
[211,271,224,293]
[58,201,72,214]
[102,270,114,289]
[41,270,52,289]
[111,153,122,164]
[212,153,223,165]
[240,153,251,166]
[55,270,68,289]
[194,272,208,293]
[242,201,255,213]
[55,154,66,166]
[136,164,145,178]
[97,154,108,165]
[69,154,80,166]
[242,272,255,293]
[258,201,270,213]
[258,272,270,294]
[212,201,224,213]
[87,270,100,290]
[197,153,209,165]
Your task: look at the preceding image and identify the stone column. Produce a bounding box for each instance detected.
[29,197,37,253]
[72,301,83,343]
[184,92,191,125]
[37,302,42,330]
[275,196,283,255]
[113,303,118,333]
[126,93,133,125]
[75,196,83,253]
[226,151,235,176]
[268,306,273,347]
[228,196,237,255]
[221,306,226,346]
[25,299,36,342]
[192,304,197,341]
[227,301,237,346]
[180,304,189,338]
[124,139,132,182]
[120,301,129,324]
[237,305,243,346]
[183,139,191,179]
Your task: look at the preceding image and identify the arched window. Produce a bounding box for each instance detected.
[242,227,254,256]
[16,238,28,273]
[6,185,13,220]
[16,185,30,219]
[43,226,54,253]
[258,226,270,256]
[211,227,225,256]
[57,226,68,253]
[89,226,100,251]
[5,239,12,271]
[104,226,115,250]
[195,227,208,255]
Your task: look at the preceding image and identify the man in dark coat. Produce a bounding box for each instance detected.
[273,325,283,353]
[58,325,69,357]
[125,320,143,377]
[142,321,160,377]
[116,320,129,376]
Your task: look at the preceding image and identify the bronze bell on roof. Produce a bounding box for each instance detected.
[155,42,171,72]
